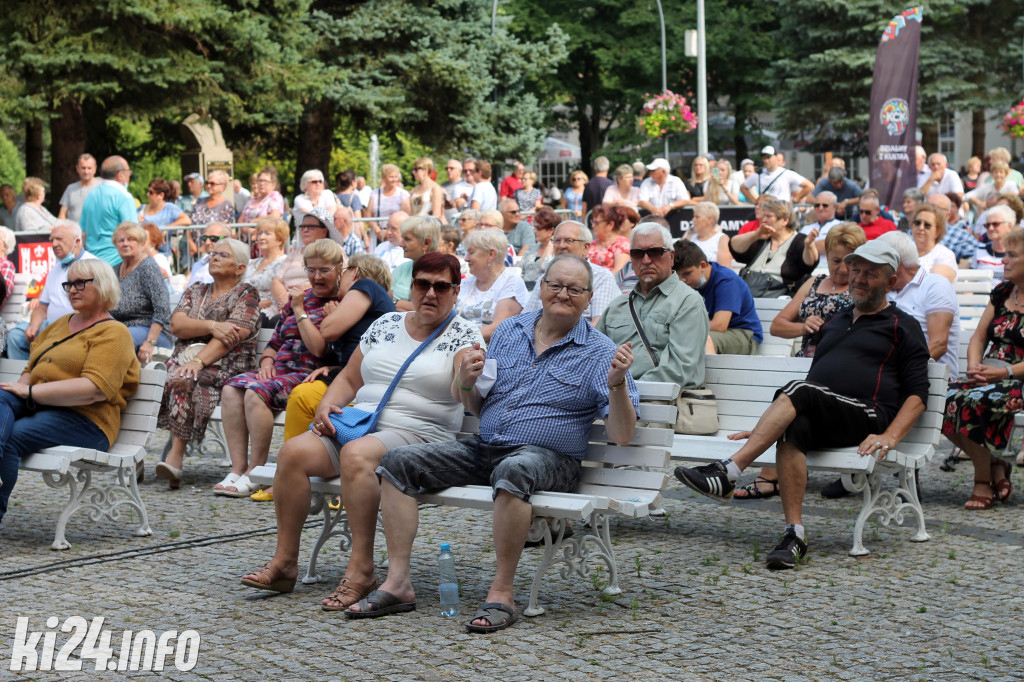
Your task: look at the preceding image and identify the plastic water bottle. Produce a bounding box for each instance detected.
[438,542,460,617]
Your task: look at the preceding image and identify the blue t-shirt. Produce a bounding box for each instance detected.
[138,202,184,228]
[328,278,396,367]
[699,262,763,343]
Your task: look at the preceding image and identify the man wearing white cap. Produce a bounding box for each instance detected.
[674,239,929,570]
[740,146,814,204]
[637,158,690,218]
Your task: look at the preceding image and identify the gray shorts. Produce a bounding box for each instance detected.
[319,429,427,476]
[377,435,583,501]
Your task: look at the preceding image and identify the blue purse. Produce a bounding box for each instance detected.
[322,310,457,445]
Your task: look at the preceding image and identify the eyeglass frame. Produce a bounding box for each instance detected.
[542,280,591,298]
[61,278,95,292]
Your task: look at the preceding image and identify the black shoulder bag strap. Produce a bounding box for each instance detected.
[627,293,660,368]
[27,318,116,372]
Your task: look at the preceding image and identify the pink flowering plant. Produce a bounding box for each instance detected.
[1000,99,1024,139]
[636,91,698,140]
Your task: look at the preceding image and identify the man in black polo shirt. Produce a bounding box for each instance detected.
[674,240,930,569]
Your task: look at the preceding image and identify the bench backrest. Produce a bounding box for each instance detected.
[752,296,798,357]
[703,354,948,449]
[0,358,168,455]
[2,273,31,325]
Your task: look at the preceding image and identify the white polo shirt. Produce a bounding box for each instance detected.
[919,168,964,196]
[743,168,808,202]
[638,176,690,208]
[888,267,960,377]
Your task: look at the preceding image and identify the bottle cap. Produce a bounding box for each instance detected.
[440,542,451,552]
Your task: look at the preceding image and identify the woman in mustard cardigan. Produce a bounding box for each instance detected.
[0,259,139,523]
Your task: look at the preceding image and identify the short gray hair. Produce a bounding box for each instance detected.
[300,169,325,192]
[220,238,251,267]
[632,161,646,176]
[692,201,719,223]
[877,231,919,269]
[464,228,508,255]
[400,215,442,252]
[544,254,593,290]
[631,223,673,249]
[827,167,846,183]
[985,204,1017,225]
[815,191,837,205]
[902,187,924,202]
[554,220,592,242]
[593,156,610,173]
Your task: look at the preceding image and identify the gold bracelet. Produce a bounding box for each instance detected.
[609,379,626,391]
[195,356,206,368]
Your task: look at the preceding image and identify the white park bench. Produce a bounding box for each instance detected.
[250,381,679,617]
[752,296,799,357]
[670,354,949,556]
[1,273,32,326]
[0,359,167,549]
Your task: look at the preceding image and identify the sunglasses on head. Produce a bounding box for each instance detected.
[411,278,456,294]
[629,247,671,260]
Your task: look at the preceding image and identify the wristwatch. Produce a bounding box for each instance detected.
[297,313,310,322]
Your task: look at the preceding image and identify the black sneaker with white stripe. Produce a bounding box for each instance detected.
[674,461,735,502]
[765,530,808,570]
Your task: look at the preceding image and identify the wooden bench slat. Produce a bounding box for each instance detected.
[584,444,671,468]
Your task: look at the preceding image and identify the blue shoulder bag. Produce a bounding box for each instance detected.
[323,311,457,445]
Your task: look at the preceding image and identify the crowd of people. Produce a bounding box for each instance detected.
[2,144,1024,633]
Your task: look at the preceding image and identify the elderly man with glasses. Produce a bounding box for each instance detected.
[857,194,897,240]
[347,254,638,632]
[799,191,842,260]
[595,223,708,388]
[521,221,622,324]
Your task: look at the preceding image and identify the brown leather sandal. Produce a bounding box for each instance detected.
[322,576,378,612]
[991,459,1013,503]
[964,480,995,510]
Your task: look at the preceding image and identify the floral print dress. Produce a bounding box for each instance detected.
[942,281,1024,451]
[795,274,853,358]
[225,289,332,410]
[587,236,629,271]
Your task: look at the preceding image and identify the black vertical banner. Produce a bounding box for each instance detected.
[868,7,923,210]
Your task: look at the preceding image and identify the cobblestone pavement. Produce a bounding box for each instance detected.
[2,431,1022,681]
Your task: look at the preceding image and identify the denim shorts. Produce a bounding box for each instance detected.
[377,435,582,501]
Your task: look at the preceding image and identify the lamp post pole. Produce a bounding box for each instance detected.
[654,0,668,160]
[697,0,708,156]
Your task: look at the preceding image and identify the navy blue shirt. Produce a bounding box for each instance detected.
[319,279,395,384]
[813,177,862,217]
[698,262,763,343]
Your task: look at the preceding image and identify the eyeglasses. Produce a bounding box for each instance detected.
[912,220,935,228]
[552,238,585,245]
[464,169,475,175]
[412,166,426,172]
[210,250,235,260]
[446,165,458,170]
[308,179,324,184]
[61,278,94,292]
[630,247,671,260]
[985,221,1008,229]
[146,188,159,195]
[306,265,341,277]
[814,203,833,209]
[859,209,877,215]
[200,235,224,244]
[205,181,225,187]
[411,278,457,294]
[543,281,590,298]
[299,223,326,230]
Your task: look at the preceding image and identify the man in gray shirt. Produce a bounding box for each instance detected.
[596,223,708,388]
[57,153,101,222]
[499,199,535,256]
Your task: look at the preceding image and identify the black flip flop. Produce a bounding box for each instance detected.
[343,589,416,619]
[465,602,517,633]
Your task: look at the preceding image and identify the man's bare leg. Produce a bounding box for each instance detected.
[471,489,532,626]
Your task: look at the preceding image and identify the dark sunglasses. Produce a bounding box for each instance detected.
[411,278,457,294]
[200,235,224,244]
[814,203,832,209]
[629,247,671,260]
[61,278,94,292]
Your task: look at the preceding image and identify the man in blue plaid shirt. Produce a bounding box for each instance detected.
[349,255,639,632]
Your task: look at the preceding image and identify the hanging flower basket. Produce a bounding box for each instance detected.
[1000,99,1024,139]
[636,91,698,141]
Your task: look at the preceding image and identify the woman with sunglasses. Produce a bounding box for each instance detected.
[214,239,345,498]
[402,157,446,222]
[187,171,236,257]
[241,253,483,606]
[139,178,191,229]
[0,259,139,524]
[155,239,260,488]
[292,169,338,228]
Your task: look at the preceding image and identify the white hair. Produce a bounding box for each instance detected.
[631,223,673,249]
[300,169,326,192]
[877,231,919,268]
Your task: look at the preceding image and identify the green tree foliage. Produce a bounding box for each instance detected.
[770,0,1023,156]
[0,131,26,190]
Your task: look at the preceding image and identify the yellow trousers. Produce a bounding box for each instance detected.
[283,381,328,441]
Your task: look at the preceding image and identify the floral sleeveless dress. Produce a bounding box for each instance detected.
[942,281,1024,451]
[795,274,853,358]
